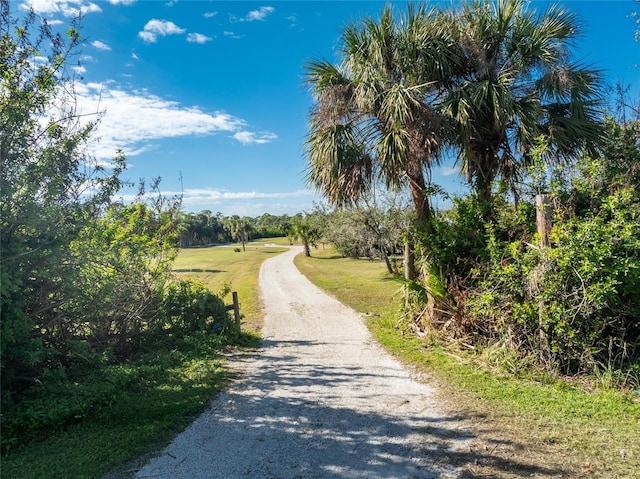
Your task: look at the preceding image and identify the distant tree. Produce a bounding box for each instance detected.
[227,216,252,251]
[289,216,320,257]
[255,213,289,238]
[324,194,407,274]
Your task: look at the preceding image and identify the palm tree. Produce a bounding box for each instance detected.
[227,216,250,251]
[289,216,319,257]
[441,0,604,209]
[304,4,459,279]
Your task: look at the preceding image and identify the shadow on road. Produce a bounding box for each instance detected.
[134,338,570,478]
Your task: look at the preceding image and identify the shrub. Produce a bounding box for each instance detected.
[159,279,230,334]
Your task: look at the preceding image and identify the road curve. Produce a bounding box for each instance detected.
[135,246,469,479]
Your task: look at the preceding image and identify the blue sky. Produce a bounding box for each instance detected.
[17,0,640,216]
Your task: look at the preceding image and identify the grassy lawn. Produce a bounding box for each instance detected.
[295,246,640,479]
[2,242,285,479]
[171,241,288,332]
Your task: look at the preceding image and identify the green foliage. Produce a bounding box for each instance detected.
[441,0,604,206]
[0,2,125,388]
[289,214,322,257]
[177,211,296,248]
[324,204,405,261]
[178,210,230,247]
[1,329,236,457]
[0,5,235,458]
[65,201,181,353]
[160,279,230,333]
[304,4,452,224]
[435,118,640,382]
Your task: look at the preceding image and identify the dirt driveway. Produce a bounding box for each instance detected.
[134,246,471,478]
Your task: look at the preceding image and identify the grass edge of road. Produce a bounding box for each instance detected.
[294,247,640,479]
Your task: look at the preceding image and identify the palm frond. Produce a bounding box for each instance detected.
[304,123,372,207]
[303,58,349,94]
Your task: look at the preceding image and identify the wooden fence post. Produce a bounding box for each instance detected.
[225,292,241,333]
[535,194,552,249]
[232,291,240,333]
[535,194,553,360]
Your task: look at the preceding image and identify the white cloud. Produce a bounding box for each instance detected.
[180,188,313,201]
[232,131,277,145]
[245,6,274,22]
[177,189,318,216]
[204,11,217,18]
[131,52,140,60]
[107,0,135,5]
[91,40,111,51]
[73,65,86,74]
[223,31,242,39]
[21,0,102,16]
[187,33,213,44]
[111,187,318,215]
[71,82,274,159]
[138,19,185,43]
[440,166,458,176]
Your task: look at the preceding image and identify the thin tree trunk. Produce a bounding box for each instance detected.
[380,247,393,275]
[535,194,552,249]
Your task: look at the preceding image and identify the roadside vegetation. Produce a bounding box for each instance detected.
[1,243,283,479]
[3,0,639,477]
[171,242,288,332]
[304,0,639,388]
[0,3,278,477]
[295,248,640,478]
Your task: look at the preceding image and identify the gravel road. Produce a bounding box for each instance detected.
[134,246,471,479]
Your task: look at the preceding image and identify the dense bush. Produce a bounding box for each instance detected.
[0,2,233,449]
[1,328,234,452]
[410,118,640,383]
[0,4,126,389]
[325,206,404,260]
[160,279,230,333]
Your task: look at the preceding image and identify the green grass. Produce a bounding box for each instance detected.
[2,243,284,479]
[1,333,242,479]
[295,247,640,478]
[8,242,637,478]
[172,242,287,331]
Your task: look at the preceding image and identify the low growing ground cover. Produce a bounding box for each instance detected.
[2,243,283,479]
[295,247,640,478]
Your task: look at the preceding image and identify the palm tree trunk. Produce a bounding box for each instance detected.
[403,168,430,281]
[407,169,431,224]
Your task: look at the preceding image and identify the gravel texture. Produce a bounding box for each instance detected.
[134,247,471,479]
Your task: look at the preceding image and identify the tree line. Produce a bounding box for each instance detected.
[177,211,300,247]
